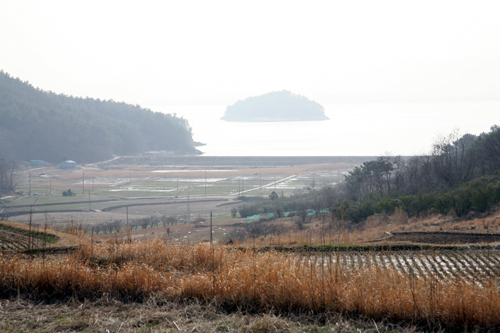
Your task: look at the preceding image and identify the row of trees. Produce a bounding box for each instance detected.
[237,186,338,219]
[93,215,179,234]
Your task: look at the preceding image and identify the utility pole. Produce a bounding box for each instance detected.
[126,206,129,226]
[176,179,179,197]
[210,211,213,245]
[88,190,91,211]
[0,158,3,200]
[187,188,190,223]
[82,170,85,194]
[205,170,207,196]
[29,171,31,196]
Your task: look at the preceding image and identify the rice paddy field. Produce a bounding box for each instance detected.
[2,160,351,236]
[11,160,350,200]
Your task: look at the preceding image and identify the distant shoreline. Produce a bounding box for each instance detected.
[221,117,330,122]
[99,155,377,167]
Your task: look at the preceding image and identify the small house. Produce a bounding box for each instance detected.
[60,160,76,169]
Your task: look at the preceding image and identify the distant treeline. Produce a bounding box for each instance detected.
[338,127,500,222]
[237,126,500,223]
[0,71,200,163]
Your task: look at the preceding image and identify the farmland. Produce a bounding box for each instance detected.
[2,157,353,229]
[2,158,500,331]
[3,205,500,331]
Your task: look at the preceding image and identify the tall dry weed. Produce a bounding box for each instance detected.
[1,241,500,329]
[392,207,409,225]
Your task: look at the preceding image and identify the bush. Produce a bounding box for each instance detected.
[238,204,260,218]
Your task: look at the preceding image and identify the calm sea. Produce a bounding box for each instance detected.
[151,101,500,156]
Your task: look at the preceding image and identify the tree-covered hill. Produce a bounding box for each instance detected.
[234,126,500,223]
[0,71,201,163]
[221,90,328,122]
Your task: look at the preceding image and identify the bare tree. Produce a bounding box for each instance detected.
[0,158,18,199]
[112,220,122,233]
[296,202,311,229]
[160,214,168,227]
[140,218,149,230]
[432,131,476,187]
[230,207,237,218]
[472,125,500,175]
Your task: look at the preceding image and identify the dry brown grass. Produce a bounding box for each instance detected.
[0,238,499,330]
[0,297,413,333]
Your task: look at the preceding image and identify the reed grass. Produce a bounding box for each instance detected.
[0,239,499,329]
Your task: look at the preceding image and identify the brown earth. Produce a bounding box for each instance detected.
[382,231,500,245]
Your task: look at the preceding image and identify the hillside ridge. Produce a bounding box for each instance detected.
[0,71,200,163]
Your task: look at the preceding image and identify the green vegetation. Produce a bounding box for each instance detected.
[0,71,200,163]
[214,215,238,220]
[235,126,500,224]
[334,127,500,223]
[221,90,328,122]
[337,173,500,223]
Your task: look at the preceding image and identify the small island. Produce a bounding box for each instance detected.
[221,90,329,122]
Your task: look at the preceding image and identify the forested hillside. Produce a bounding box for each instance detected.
[0,71,200,163]
[236,127,500,223]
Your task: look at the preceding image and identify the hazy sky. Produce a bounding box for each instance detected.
[1,0,500,107]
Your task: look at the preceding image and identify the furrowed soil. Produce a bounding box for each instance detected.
[0,221,84,251]
[386,231,500,244]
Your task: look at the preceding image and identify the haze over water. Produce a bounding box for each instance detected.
[153,100,500,157]
[2,2,500,158]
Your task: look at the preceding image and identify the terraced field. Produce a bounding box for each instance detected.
[0,221,83,252]
[0,223,60,252]
[0,228,45,251]
[302,249,500,286]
